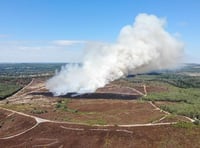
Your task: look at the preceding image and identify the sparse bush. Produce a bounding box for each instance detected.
[55,99,77,113]
[31,109,47,114]
[174,121,195,129]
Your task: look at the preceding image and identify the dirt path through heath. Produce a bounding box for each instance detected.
[0,80,194,140]
[0,106,178,140]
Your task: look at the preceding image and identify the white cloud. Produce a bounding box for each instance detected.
[0,40,85,63]
[53,40,86,46]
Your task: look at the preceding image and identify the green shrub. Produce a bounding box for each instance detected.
[174,122,195,129]
[55,99,78,113]
[31,109,47,114]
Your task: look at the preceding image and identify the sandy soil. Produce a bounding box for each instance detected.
[0,109,36,138]
[0,78,199,147]
[0,122,199,148]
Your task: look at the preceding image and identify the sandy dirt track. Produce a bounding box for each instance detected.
[0,78,199,147]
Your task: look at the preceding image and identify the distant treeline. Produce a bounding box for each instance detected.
[0,63,66,77]
[156,74,200,88]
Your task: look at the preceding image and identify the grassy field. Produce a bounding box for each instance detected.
[121,72,200,121]
[0,63,64,99]
[143,83,200,120]
[0,83,21,99]
[113,64,200,122]
[0,77,31,99]
[0,63,200,147]
[0,63,200,122]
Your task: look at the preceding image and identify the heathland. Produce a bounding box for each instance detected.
[0,63,199,147]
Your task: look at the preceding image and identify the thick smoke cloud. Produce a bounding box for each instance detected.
[46,13,184,96]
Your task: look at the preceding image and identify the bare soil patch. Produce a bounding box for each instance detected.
[0,109,36,138]
[0,78,199,147]
[96,84,143,95]
[145,85,168,93]
[1,78,189,125]
[0,122,199,148]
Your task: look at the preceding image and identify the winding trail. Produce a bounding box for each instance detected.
[98,84,145,96]
[0,80,194,140]
[32,138,59,148]
[148,101,195,122]
[149,101,170,115]
[0,106,178,140]
[0,122,39,140]
[122,86,145,96]
[143,84,147,96]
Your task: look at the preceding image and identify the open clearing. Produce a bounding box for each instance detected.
[0,78,200,147]
[0,78,190,125]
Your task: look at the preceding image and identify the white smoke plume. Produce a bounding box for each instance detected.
[46,13,184,96]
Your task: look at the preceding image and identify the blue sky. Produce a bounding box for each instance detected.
[0,0,199,63]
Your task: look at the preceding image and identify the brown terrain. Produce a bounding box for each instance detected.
[0,78,199,148]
